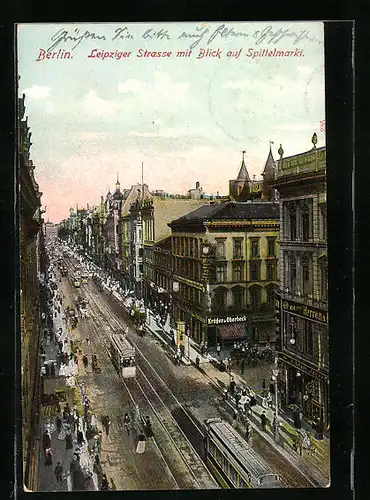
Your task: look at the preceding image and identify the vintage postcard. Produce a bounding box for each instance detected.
[17,21,329,492]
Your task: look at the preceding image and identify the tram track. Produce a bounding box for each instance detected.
[62,255,320,488]
[84,282,218,489]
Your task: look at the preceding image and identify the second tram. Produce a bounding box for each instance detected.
[109,332,136,378]
[204,418,283,489]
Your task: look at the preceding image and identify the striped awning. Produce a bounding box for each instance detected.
[218,323,246,340]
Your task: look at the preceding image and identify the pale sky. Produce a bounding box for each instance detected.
[17,22,325,223]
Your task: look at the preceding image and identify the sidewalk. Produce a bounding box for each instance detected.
[142,307,330,488]
[38,289,99,491]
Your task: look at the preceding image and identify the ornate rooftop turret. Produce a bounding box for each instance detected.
[236,150,250,182]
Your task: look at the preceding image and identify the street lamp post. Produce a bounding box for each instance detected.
[272,357,280,442]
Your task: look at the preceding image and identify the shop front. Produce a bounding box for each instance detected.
[279,351,329,426]
[206,315,247,346]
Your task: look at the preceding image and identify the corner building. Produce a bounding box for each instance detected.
[272,135,329,427]
[168,201,279,345]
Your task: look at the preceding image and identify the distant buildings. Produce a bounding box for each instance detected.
[272,134,329,427]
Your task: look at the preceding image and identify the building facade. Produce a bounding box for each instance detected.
[169,201,280,345]
[272,135,329,426]
[19,93,43,490]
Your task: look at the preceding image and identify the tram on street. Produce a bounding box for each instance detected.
[204,418,283,489]
[109,332,136,378]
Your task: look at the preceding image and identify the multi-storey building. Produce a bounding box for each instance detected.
[168,201,279,345]
[272,134,328,426]
[139,195,210,307]
[19,93,43,490]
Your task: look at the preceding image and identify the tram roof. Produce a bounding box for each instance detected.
[207,419,275,480]
[110,333,135,355]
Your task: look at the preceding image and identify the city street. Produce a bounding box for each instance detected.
[35,244,327,490]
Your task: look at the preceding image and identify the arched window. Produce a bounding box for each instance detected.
[288,203,297,241]
[232,286,245,309]
[249,285,261,311]
[302,253,313,296]
[319,255,328,301]
[301,203,311,241]
[213,287,228,311]
[266,284,276,304]
[289,254,297,292]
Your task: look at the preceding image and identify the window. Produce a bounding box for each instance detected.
[319,257,328,301]
[320,207,327,241]
[249,286,261,310]
[233,288,244,309]
[304,321,314,355]
[289,254,297,291]
[301,204,311,241]
[233,239,243,258]
[233,263,243,282]
[289,204,297,241]
[267,237,276,257]
[216,239,226,258]
[266,261,276,280]
[214,288,227,309]
[250,238,260,257]
[216,263,227,283]
[302,253,312,296]
[250,261,260,281]
[266,285,275,303]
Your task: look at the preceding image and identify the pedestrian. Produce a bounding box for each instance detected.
[45,447,53,466]
[249,392,257,409]
[240,359,245,375]
[232,411,238,428]
[144,416,153,437]
[123,413,131,435]
[103,415,111,436]
[315,417,324,440]
[235,391,241,407]
[54,461,63,483]
[56,414,62,434]
[195,356,200,368]
[229,378,236,395]
[293,409,302,429]
[260,411,268,432]
[65,427,73,449]
[101,473,109,491]
[216,343,221,357]
[200,341,205,356]
[293,432,303,456]
[82,354,88,369]
[245,422,252,444]
[77,429,85,446]
[42,430,51,456]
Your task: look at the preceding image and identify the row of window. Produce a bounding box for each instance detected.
[213,284,276,310]
[215,236,276,259]
[284,252,327,301]
[283,198,327,242]
[207,440,250,488]
[172,236,200,258]
[216,260,277,283]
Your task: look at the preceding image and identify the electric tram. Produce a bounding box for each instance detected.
[109,332,136,378]
[204,418,283,489]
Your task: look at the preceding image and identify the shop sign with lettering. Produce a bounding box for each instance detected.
[282,298,328,324]
[208,315,247,325]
